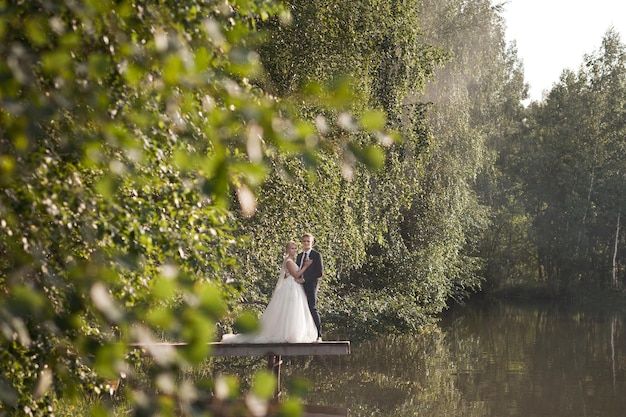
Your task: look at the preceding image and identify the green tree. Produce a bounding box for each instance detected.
[491,29,626,294]
[219,0,448,338]
[385,0,527,306]
[0,1,391,415]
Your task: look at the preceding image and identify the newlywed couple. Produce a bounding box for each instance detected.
[222,233,324,344]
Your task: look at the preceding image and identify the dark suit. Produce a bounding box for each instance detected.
[296,249,323,338]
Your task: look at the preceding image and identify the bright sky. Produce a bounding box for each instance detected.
[501,0,626,102]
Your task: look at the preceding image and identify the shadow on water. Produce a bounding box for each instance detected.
[281,299,626,417]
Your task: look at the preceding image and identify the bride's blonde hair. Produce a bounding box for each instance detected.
[284,240,297,256]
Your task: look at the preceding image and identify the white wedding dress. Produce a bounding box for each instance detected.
[221,258,318,343]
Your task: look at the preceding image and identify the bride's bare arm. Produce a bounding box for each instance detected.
[286,258,312,280]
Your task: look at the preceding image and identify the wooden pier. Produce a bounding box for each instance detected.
[209,340,351,357]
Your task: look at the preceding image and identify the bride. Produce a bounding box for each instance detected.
[221,241,319,343]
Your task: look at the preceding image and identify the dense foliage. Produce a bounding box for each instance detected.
[0,0,392,415]
[226,0,526,340]
[4,0,623,415]
[225,0,451,338]
[484,29,626,295]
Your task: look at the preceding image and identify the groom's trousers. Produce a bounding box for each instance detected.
[305,286,321,338]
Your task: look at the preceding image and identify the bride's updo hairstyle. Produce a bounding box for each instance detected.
[284,240,297,256]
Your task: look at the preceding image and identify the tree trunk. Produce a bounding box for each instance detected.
[612,210,621,288]
[612,314,617,389]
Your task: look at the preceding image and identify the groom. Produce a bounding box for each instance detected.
[296,233,324,342]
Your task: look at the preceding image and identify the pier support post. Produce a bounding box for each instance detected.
[267,354,283,401]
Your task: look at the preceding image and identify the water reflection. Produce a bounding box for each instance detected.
[282,301,626,416]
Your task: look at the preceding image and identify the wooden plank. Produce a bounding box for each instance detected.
[208,341,351,357]
[129,341,351,357]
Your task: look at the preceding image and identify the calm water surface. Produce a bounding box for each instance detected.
[283,301,626,416]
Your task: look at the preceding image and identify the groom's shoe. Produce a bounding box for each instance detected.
[316,336,322,342]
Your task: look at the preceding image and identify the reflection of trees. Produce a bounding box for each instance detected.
[442,302,626,417]
[281,331,489,416]
[276,302,626,417]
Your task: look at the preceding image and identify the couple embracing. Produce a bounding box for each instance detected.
[222,233,324,344]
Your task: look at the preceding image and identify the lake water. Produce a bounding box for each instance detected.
[282,300,626,417]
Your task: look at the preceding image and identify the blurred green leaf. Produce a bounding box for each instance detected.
[89,403,109,417]
[94,343,125,379]
[41,50,72,76]
[25,17,48,47]
[151,276,176,300]
[233,311,259,333]
[145,307,174,328]
[0,19,6,42]
[123,63,144,85]
[360,110,387,131]
[196,282,227,318]
[277,398,303,417]
[88,53,112,79]
[11,285,49,318]
[163,55,184,85]
[251,370,276,399]
[361,145,385,170]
